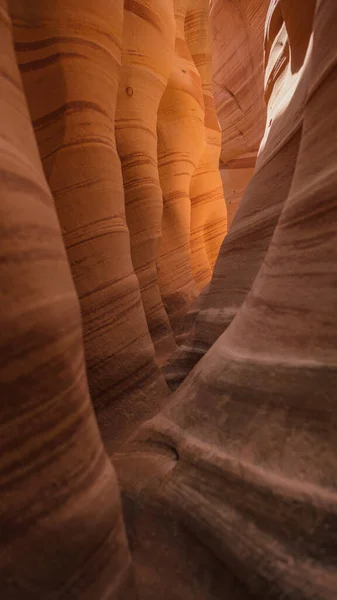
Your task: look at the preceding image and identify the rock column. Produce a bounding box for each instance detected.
[10,0,169,447]
[157,0,205,341]
[186,0,227,290]
[115,0,177,363]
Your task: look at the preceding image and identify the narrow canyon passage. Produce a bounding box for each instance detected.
[0,0,336,599]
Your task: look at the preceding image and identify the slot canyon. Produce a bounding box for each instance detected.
[0,0,336,598]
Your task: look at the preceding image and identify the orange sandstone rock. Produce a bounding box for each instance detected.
[0,1,134,595]
[164,0,312,389]
[2,1,337,598]
[118,3,337,599]
[10,0,169,448]
[210,0,269,227]
[157,0,206,341]
[186,0,227,290]
[116,0,177,364]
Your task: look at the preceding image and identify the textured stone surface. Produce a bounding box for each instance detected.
[115,0,177,363]
[8,0,227,450]
[186,1,227,289]
[156,0,206,340]
[1,0,337,598]
[155,0,227,345]
[210,0,269,227]
[0,1,133,596]
[10,0,170,449]
[118,3,337,599]
[164,0,313,389]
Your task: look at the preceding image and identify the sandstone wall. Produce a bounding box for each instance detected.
[115,0,177,363]
[2,0,337,599]
[164,0,312,389]
[8,0,226,447]
[0,0,227,594]
[186,1,227,288]
[157,0,208,341]
[120,2,337,599]
[9,0,169,450]
[210,0,269,228]
[0,1,133,595]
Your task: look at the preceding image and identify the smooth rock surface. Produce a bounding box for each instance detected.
[0,1,134,595]
[118,3,337,599]
[210,0,269,226]
[116,0,177,364]
[1,0,337,598]
[10,0,170,449]
[164,0,315,389]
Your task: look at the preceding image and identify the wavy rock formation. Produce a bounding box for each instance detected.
[0,1,133,595]
[1,0,337,599]
[187,1,227,290]
[164,0,313,389]
[9,0,169,448]
[157,0,206,341]
[115,0,177,363]
[155,0,227,343]
[118,2,337,599]
[210,0,269,228]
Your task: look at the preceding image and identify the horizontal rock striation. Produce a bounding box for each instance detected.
[9,0,170,449]
[210,0,269,227]
[1,0,337,598]
[118,1,337,599]
[163,0,314,390]
[0,1,134,595]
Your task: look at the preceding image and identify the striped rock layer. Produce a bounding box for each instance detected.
[164,0,314,389]
[186,1,228,289]
[8,0,226,447]
[118,1,337,599]
[0,0,133,596]
[115,0,177,363]
[210,0,269,227]
[157,0,226,343]
[1,0,337,599]
[9,0,169,451]
[1,0,226,596]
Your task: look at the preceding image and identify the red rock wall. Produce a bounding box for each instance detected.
[2,0,337,598]
[7,0,227,451]
[0,0,133,595]
[120,2,337,599]
[187,1,227,288]
[9,0,170,450]
[157,0,206,340]
[164,0,313,389]
[115,0,177,363]
[210,0,269,227]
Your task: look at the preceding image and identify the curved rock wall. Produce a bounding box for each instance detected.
[156,0,206,340]
[9,0,169,449]
[115,0,177,363]
[9,0,227,444]
[2,0,337,599]
[0,1,133,595]
[210,0,269,227]
[186,1,227,289]
[119,2,337,599]
[156,0,227,343]
[164,0,313,389]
